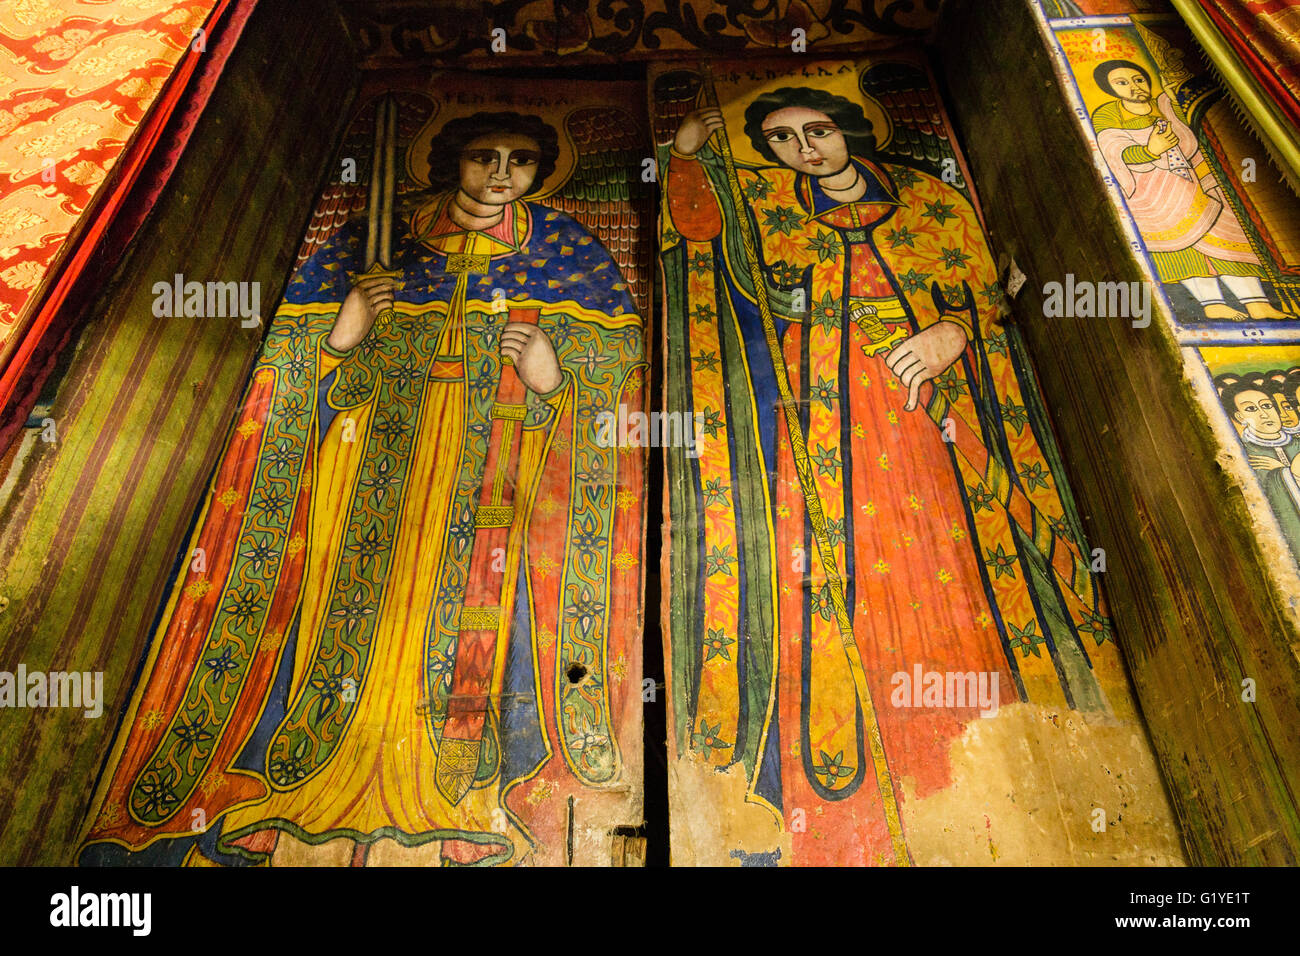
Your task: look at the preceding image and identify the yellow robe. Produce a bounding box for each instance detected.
[221,229,563,854]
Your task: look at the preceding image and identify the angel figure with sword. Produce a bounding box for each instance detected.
[81,95,646,867]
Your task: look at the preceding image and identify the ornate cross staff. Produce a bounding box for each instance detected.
[697,64,910,866]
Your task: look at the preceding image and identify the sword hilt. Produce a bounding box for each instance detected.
[351,261,403,332]
[850,303,909,357]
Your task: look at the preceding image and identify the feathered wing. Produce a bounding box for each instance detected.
[547,107,652,315]
[864,60,971,200]
[865,59,1116,706]
[292,98,376,271]
[294,182,367,272]
[650,68,704,148]
[80,283,344,856]
[77,98,412,854]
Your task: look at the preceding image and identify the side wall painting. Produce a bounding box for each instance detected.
[1037,1,1169,14]
[1042,10,1300,572]
[77,74,650,867]
[653,55,1183,866]
[1202,344,1300,562]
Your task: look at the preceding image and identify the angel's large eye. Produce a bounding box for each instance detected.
[763,130,795,143]
[465,150,498,165]
[508,151,540,168]
[806,126,837,139]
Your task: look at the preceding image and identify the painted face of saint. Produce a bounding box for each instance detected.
[1274,392,1299,429]
[760,106,850,178]
[1107,68,1152,104]
[458,133,542,205]
[1234,390,1283,437]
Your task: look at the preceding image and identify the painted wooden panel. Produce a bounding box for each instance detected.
[1046,15,1300,324]
[77,72,650,867]
[1202,346,1300,558]
[653,53,1182,865]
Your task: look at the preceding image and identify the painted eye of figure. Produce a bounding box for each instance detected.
[764,130,795,143]
[508,152,539,168]
[806,126,837,138]
[466,150,498,165]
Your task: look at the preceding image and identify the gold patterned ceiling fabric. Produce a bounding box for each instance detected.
[0,0,220,362]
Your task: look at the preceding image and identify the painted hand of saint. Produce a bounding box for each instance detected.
[885,320,968,412]
[329,275,397,351]
[674,108,724,157]
[501,322,563,394]
[1146,123,1178,156]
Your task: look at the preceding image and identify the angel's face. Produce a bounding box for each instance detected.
[458,133,541,205]
[760,107,850,177]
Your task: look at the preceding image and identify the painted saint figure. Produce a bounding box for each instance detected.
[81,107,645,866]
[661,77,1111,865]
[1262,370,1300,435]
[1091,59,1292,322]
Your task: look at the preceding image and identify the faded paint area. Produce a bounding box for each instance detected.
[902,704,1186,866]
[669,757,788,867]
[669,704,1184,866]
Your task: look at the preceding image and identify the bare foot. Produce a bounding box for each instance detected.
[1203,303,1249,320]
[1245,301,1295,320]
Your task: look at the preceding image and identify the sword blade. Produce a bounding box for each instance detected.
[380,95,396,269]
[365,95,398,269]
[364,96,386,267]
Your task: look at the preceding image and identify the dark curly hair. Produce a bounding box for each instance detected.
[425,111,559,193]
[743,87,877,164]
[1220,379,1277,420]
[1093,60,1151,97]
